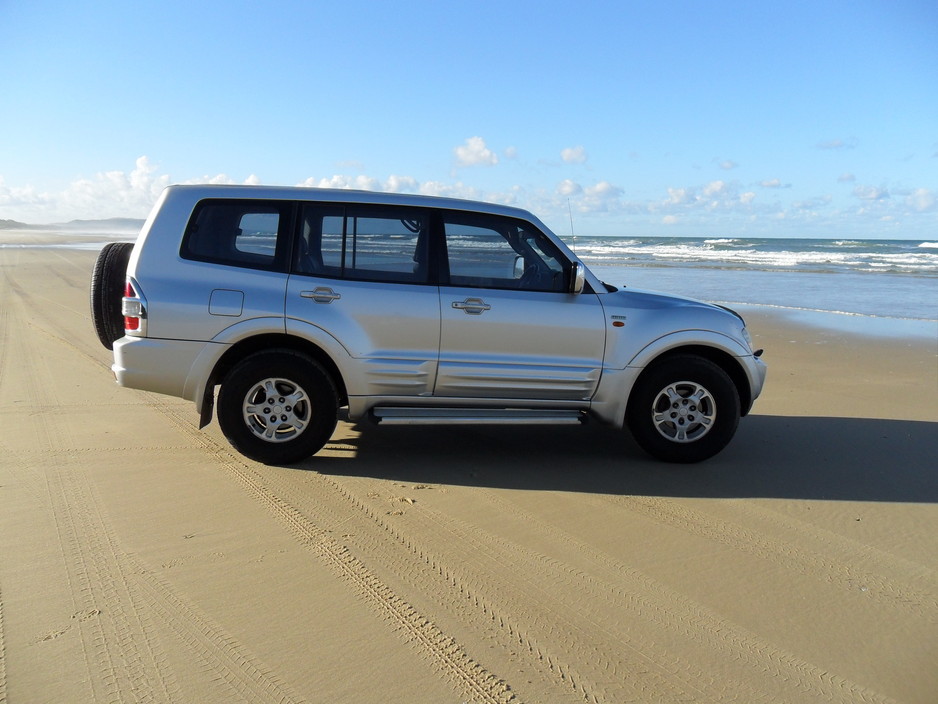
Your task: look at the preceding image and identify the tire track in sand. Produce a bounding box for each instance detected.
[48,449,308,703]
[0,585,7,704]
[129,384,896,702]
[5,258,307,703]
[432,484,900,704]
[8,274,175,702]
[599,494,938,615]
[154,402,517,704]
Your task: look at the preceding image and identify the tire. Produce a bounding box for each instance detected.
[217,350,338,464]
[626,355,740,463]
[90,242,134,350]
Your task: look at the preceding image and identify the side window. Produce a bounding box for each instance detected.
[182,200,289,270]
[443,213,568,292]
[296,205,429,283]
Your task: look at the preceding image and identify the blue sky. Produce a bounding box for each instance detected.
[1,1,936,238]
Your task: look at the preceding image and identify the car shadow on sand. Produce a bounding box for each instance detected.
[301,415,938,503]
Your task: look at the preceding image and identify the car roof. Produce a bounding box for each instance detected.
[164,184,537,221]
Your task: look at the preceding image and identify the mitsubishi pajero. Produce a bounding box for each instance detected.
[90,185,766,464]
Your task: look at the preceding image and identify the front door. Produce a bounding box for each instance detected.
[435,212,606,400]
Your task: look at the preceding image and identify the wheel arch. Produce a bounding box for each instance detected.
[199,333,348,428]
[629,344,754,418]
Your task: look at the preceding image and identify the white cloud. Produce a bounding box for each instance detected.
[0,156,273,222]
[578,181,623,212]
[906,188,935,212]
[557,179,582,197]
[792,195,833,210]
[719,160,738,170]
[561,146,588,164]
[298,174,380,191]
[837,173,856,183]
[759,178,788,188]
[4,152,934,237]
[454,136,498,167]
[666,187,690,205]
[817,137,858,150]
[853,185,890,201]
[0,176,49,213]
[385,174,419,192]
[702,180,726,197]
[585,182,621,199]
[504,146,519,160]
[60,156,171,219]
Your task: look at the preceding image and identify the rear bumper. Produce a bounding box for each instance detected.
[112,336,207,401]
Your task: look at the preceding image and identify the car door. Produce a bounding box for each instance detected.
[435,212,606,400]
[285,203,441,397]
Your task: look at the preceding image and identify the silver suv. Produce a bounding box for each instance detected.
[90,185,766,464]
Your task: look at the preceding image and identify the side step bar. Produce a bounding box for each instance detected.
[372,407,586,426]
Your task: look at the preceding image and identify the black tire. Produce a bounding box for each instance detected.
[626,355,740,463]
[90,242,134,350]
[217,350,338,464]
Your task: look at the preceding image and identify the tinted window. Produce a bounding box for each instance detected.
[296,205,430,283]
[182,200,290,270]
[443,213,567,292]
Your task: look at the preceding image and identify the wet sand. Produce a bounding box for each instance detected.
[1,247,936,703]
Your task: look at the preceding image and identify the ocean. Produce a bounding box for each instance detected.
[4,228,937,341]
[565,236,937,341]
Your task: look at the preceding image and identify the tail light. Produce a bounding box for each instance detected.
[122,279,148,336]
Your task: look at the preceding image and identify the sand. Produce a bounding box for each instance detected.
[1,247,936,703]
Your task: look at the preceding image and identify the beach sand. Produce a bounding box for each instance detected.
[1,247,936,703]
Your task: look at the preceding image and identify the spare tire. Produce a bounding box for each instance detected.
[90,242,134,350]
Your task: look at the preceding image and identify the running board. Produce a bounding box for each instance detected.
[372,407,586,426]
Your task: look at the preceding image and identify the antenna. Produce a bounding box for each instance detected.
[567,198,577,254]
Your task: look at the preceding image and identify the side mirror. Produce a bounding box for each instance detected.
[513,254,525,279]
[570,262,586,294]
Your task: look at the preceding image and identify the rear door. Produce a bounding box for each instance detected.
[285,203,440,397]
[435,212,606,400]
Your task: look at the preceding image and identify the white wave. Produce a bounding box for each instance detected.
[919,242,938,249]
[578,241,938,274]
[714,300,938,323]
[703,238,738,244]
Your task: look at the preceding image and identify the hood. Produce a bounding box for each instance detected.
[600,286,748,341]
[604,287,727,313]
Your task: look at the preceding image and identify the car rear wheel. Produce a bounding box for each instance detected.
[90,242,134,350]
[626,354,740,463]
[217,350,338,464]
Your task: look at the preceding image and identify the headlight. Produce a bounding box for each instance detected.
[741,326,753,350]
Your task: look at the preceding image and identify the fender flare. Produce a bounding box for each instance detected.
[183,317,354,425]
[625,329,750,369]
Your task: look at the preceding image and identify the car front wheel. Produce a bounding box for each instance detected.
[626,355,740,463]
[217,351,338,464]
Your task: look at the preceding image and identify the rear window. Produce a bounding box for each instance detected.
[295,204,431,283]
[181,200,292,270]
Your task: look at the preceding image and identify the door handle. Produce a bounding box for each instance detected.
[452,297,491,315]
[300,287,341,304]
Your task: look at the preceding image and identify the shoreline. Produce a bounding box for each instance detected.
[734,302,938,342]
